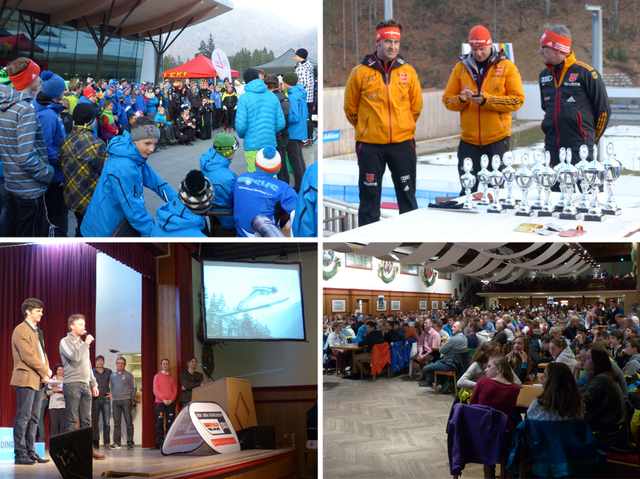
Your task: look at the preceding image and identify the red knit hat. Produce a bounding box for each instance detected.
[469,25,492,47]
[83,87,96,99]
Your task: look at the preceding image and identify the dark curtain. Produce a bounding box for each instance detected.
[0,243,98,438]
[89,243,156,280]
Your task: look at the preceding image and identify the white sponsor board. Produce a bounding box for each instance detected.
[162,402,240,455]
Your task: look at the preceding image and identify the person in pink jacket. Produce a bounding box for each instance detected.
[153,358,178,448]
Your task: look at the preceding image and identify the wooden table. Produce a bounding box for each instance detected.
[330,344,367,352]
[515,374,544,411]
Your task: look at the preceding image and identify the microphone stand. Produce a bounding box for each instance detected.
[199,364,220,382]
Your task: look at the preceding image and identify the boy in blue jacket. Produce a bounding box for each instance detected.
[81,117,177,237]
[282,72,307,193]
[31,70,67,236]
[200,133,238,230]
[229,146,298,237]
[151,169,213,237]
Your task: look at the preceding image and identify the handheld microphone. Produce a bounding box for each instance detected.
[82,331,88,336]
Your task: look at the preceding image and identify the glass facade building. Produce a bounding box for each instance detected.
[0,12,145,81]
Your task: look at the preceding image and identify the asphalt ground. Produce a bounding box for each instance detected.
[66,128,317,237]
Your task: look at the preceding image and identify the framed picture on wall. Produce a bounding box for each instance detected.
[419,300,427,310]
[377,300,387,311]
[332,300,346,313]
[439,271,451,280]
[391,300,401,311]
[401,264,419,275]
[431,300,439,310]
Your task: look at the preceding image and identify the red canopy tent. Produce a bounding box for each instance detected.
[162,54,238,80]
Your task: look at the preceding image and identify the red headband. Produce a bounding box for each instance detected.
[540,29,571,53]
[9,59,40,91]
[376,27,401,42]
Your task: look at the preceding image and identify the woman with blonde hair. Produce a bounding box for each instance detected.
[457,341,503,389]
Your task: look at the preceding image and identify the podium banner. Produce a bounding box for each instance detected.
[162,402,240,455]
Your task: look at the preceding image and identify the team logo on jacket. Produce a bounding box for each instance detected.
[366,173,374,182]
[569,73,578,82]
[566,96,576,103]
[495,66,503,74]
[591,71,598,79]
[540,75,553,83]
[399,73,408,82]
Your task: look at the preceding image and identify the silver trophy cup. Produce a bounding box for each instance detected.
[530,149,544,210]
[460,158,477,210]
[515,153,534,217]
[575,145,591,213]
[488,155,505,214]
[537,151,557,217]
[583,151,607,222]
[601,142,622,216]
[477,154,491,206]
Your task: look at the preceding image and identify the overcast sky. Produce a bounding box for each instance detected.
[234,0,320,29]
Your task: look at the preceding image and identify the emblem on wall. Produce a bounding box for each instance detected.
[422,268,438,287]
[323,250,342,280]
[378,261,398,283]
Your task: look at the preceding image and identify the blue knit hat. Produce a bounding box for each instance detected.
[40,71,65,99]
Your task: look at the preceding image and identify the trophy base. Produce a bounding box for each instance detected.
[559,212,583,221]
[603,208,622,216]
[487,209,507,214]
[502,204,517,210]
[515,210,534,217]
[553,205,565,213]
[531,205,542,211]
[537,211,556,218]
[577,207,589,213]
[584,214,607,222]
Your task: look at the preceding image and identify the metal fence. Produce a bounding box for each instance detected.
[323,87,462,157]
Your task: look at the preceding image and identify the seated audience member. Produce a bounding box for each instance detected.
[558,319,574,342]
[58,103,107,237]
[174,103,196,145]
[457,341,503,390]
[570,324,592,352]
[81,117,177,237]
[151,170,213,237]
[464,321,481,349]
[493,319,508,346]
[384,320,403,343]
[443,317,454,337]
[420,320,468,393]
[405,322,420,340]
[526,362,584,421]
[549,338,578,369]
[481,314,495,335]
[573,343,628,401]
[507,336,536,383]
[410,319,441,379]
[200,133,238,231]
[326,322,348,375]
[355,318,370,343]
[623,337,640,376]
[609,329,626,370]
[353,320,386,376]
[229,146,297,237]
[530,334,553,367]
[625,325,639,340]
[342,321,356,340]
[469,356,520,479]
[154,107,177,147]
[434,318,450,340]
[549,326,567,344]
[579,346,626,449]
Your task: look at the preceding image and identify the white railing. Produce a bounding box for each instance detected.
[322,196,393,235]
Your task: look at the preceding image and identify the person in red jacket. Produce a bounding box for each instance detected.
[153,358,178,448]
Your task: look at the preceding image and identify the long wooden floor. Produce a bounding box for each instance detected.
[323,372,485,479]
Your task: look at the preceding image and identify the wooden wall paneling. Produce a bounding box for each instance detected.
[157,247,178,377]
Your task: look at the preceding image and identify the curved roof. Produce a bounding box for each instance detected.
[9,0,233,37]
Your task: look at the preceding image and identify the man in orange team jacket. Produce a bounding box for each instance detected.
[344,19,423,226]
[442,25,524,195]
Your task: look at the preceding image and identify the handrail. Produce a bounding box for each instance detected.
[322,196,393,235]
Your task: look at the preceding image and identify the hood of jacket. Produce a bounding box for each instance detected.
[244,78,267,94]
[32,92,64,114]
[155,199,205,232]
[287,84,306,100]
[200,148,231,173]
[107,130,147,166]
[0,84,31,112]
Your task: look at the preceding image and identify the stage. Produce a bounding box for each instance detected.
[0,446,300,478]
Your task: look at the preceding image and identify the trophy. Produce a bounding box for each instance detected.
[477,154,491,206]
[554,148,567,212]
[557,148,581,220]
[583,149,607,222]
[537,150,557,217]
[601,142,622,216]
[515,153,534,217]
[502,151,517,209]
[530,149,544,210]
[459,158,477,210]
[487,155,505,214]
[575,145,591,213]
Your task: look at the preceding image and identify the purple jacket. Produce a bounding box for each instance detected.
[447,403,508,476]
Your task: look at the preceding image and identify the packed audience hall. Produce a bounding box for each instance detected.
[324,300,640,477]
